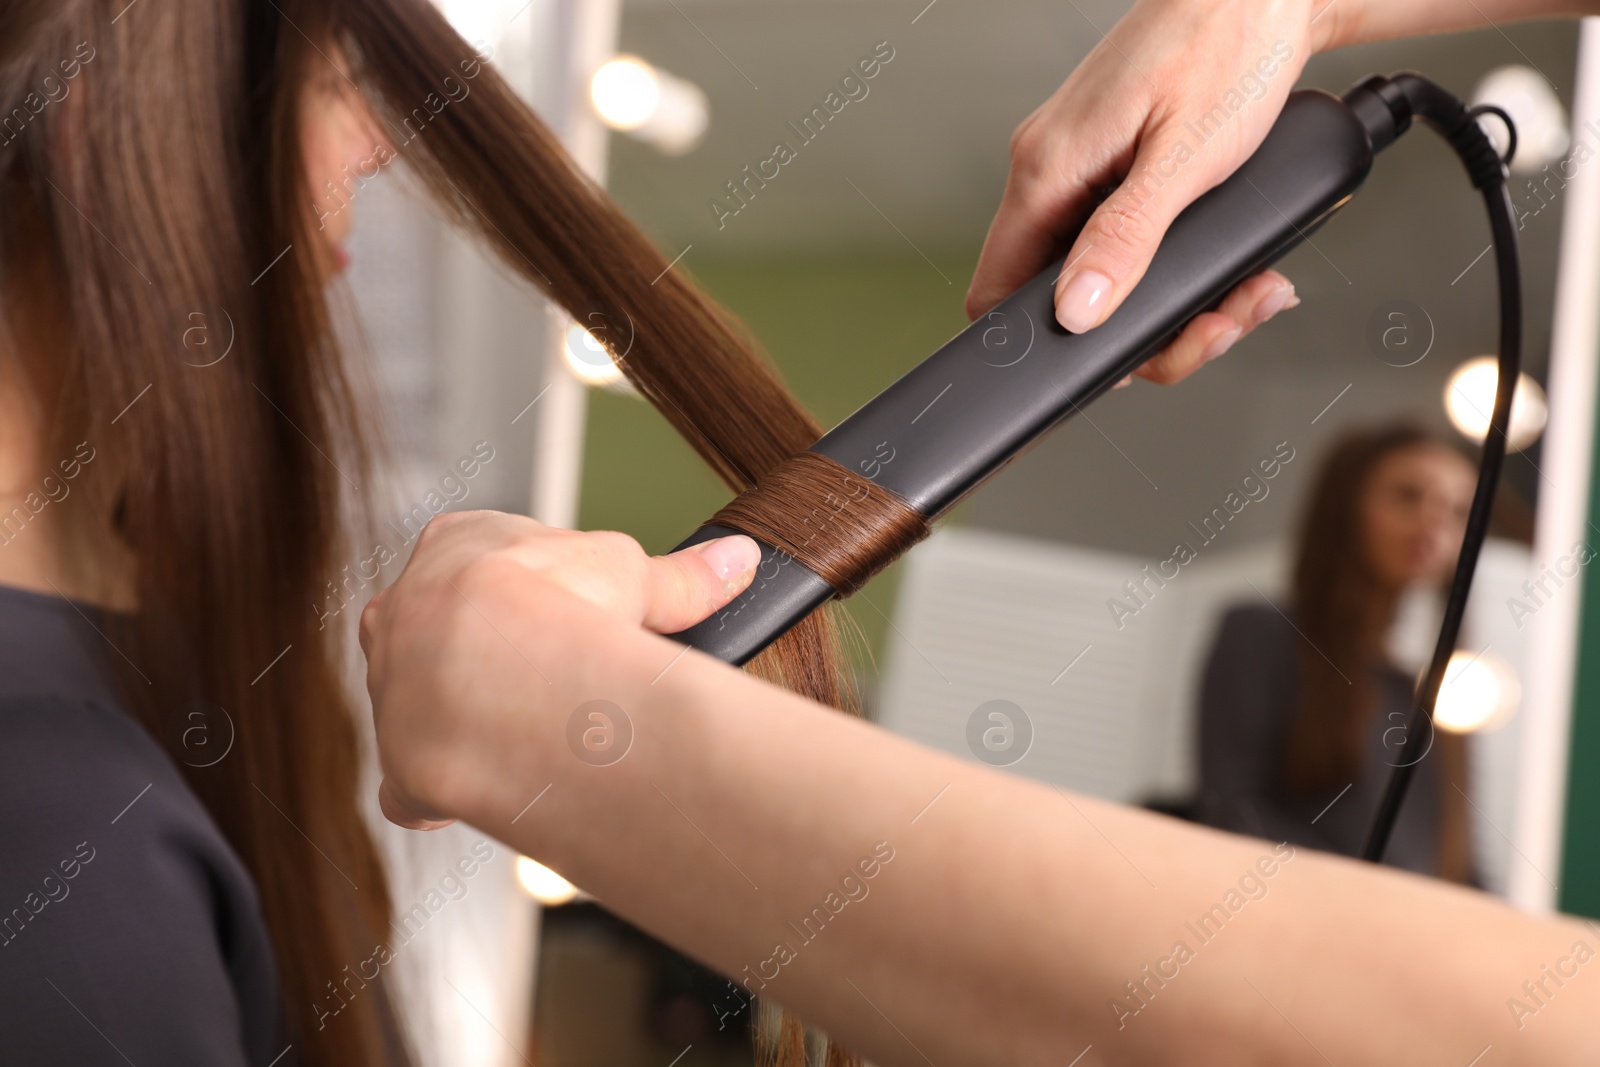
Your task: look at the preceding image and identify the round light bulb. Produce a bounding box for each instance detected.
[589,55,708,154]
[435,0,518,53]
[1435,650,1521,734]
[563,322,624,388]
[1472,65,1570,174]
[1444,357,1549,453]
[590,56,662,131]
[515,856,580,906]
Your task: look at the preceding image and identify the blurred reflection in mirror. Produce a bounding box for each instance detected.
[1194,423,1488,883]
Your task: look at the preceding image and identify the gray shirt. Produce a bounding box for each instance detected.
[1195,603,1448,877]
[0,583,284,1064]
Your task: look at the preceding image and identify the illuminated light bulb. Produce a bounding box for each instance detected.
[1435,650,1521,734]
[515,855,580,906]
[435,0,517,52]
[590,56,662,131]
[1472,65,1570,175]
[1444,357,1549,453]
[563,322,624,388]
[590,55,709,155]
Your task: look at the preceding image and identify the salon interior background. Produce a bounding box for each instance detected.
[343,1,1594,1064]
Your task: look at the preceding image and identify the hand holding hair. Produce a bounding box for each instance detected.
[359,512,759,832]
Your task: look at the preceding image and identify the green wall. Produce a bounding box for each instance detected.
[1560,368,1600,918]
[577,249,978,663]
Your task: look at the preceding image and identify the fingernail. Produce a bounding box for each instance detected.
[1202,326,1243,362]
[1112,375,1133,390]
[693,535,761,586]
[1254,283,1299,323]
[1056,269,1112,333]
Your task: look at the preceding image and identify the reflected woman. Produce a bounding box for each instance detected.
[1196,423,1479,881]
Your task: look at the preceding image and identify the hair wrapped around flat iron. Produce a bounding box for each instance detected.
[710,450,931,596]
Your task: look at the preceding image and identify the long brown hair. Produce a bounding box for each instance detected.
[1,0,859,1063]
[1283,424,1472,882]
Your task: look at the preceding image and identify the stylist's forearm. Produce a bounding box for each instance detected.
[1311,0,1600,53]
[462,602,1597,1066]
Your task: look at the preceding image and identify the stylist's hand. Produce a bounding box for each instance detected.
[969,0,1325,384]
[358,511,760,830]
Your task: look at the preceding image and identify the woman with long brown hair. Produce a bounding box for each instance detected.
[0,0,889,1062]
[1195,424,1480,881]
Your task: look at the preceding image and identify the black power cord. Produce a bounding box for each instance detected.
[1350,74,1523,863]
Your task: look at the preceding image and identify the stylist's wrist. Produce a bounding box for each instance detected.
[1303,0,1351,55]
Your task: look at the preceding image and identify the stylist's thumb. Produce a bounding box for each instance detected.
[642,534,762,634]
[1053,134,1253,335]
